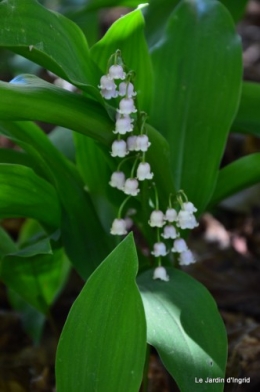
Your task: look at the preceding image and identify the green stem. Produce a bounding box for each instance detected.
[117,195,132,218]
[141,344,151,392]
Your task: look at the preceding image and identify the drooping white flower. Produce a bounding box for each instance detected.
[149,210,165,227]
[126,135,137,151]
[136,162,154,181]
[109,171,125,190]
[108,64,126,80]
[182,201,197,213]
[164,208,178,223]
[179,249,196,266]
[161,225,178,239]
[118,98,137,115]
[111,140,128,158]
[99,75,116,90]
[177,210,199,230]
[151,242,167,257]
[171,238,188,253]
[123,178,140,196]
[113,117,133,135]
[153,266,169,282]
[100,88,118,99]
[118,82,136,98]
[135,135,151,152]
[110,218,127,235]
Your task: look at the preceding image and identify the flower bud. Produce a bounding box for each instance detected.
[109,171,125,190]
[164,208,178,222]
[113,117,133,135]
[153,266,169,282]
[108,64,126,80]
[171,238,188,253]
[151,242,167,257]
[161,225,178,239]
[179,250,195,266]
[118,82,136,98]
[149,210,165,227]
[110,218,127,235]
[111,140,128,158]
[135,135,151,152]
[123,178,140,196]
[118,98,137,115]
[136,162,154,181]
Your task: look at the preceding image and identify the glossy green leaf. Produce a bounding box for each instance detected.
[143,0,179,49]
[150,0,242,213]
[0,121,112,279]
[91,7,153,113]
[219,0,249,23]
[0,164,60,229]
[0,0,100,91]
[1,241,70,314]
[56,234,146,392]
[49,127,75,162]
[138,268,227,392]
[232,82,260,136]
[0,75,114,145]
[210,153,260,207]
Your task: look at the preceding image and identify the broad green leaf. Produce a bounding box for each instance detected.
[1,242,70,314]
[0,164,60,229]
[232,82,260,136]
[49,126,75,162]
[150,0,242,213]
[91,7,153,113]
[209,153,260,207]
[0,0,100,92]
[143,0,179,49]
[79,0,145,12]
[56,234,146,392]
[219,0,249,23]
[0,75,114,144]
[0,121,112,279]
[0,148,36,168]
[138,268,227,392]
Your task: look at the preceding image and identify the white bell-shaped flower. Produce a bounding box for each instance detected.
[113,117,133,135]
[153,266,169,282]
[123,178,140,196]
[109,171,125,190]
[111,140,128,158]
[118,82,136,98]
[108,64,126,80]
[135,135,151,152]
[171,238,188,253]
[126,135,137,151]
[177,210,199,230]
[164,208,178,222]
[118,98,137,115]
[100,88,118,100]
[179,249,196,266]
[136,162,154,181]
[99,75,116,90]
[182,202,197,213]
[151,242,167,257]
[110,218,127,235]
[161,225,178,239]
[149,210,165,227]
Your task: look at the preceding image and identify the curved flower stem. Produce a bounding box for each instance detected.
[117,195,132,218]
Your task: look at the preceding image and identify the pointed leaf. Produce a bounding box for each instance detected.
[150,0,242,212]
[210,153,260,207]
[138,268,227,392]
[0,121,112,279]
[1,242,70,314]
[0,0,99,91]
[0,164,60,229]
[0,75,114,144]
[56,234,146,392]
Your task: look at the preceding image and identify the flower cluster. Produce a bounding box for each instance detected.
[98,51,199,282]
